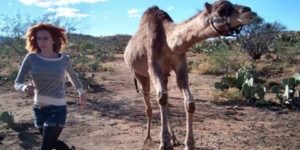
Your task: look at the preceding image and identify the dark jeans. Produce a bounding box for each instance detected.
[33,105,67,128]
[38,127,72,150]
[33,105,72,150]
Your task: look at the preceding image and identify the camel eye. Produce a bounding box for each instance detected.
[218,7,233,17]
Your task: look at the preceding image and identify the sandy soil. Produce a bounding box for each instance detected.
[1,55,300,150]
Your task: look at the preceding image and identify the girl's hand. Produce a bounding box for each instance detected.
[25,83,35,96]
[78,93,87,107]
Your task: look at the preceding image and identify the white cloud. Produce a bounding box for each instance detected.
[19,0,54,7]
[128,8,142,18]
[47,7,89,18]
[19,0,107,7]
[19,0,106,18]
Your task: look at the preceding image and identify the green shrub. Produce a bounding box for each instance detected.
[191,38,231,53]
[196,50,240,75]
[0,69,18,84]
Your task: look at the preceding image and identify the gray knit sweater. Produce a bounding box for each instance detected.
[15,53,83,105]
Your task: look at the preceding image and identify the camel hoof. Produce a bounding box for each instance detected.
[160,143,173,150]
[143,136,152,145]
[184,138,195,150]
[172,139,181,147]
[184,146,195,150]
[171,135,181,147]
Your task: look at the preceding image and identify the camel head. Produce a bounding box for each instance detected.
[205,0,257,36]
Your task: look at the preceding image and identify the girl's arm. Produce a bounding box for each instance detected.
[65,55,87,106]
[14,54,31,92]
[65,55,84,94]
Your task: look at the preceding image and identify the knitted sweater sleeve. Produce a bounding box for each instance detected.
[65,55,84,93]
[14,54,31,92]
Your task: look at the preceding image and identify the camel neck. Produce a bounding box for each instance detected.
[167,11,218,53]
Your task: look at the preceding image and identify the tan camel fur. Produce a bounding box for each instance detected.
[124,0,256,149]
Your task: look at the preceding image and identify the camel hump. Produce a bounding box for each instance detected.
[142,5,173,23]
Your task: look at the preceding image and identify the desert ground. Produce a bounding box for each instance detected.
[0,54,300,150]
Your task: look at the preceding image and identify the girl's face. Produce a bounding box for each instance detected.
[36,30,54,52]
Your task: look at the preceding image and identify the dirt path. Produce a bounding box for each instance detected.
[1,56,300,150]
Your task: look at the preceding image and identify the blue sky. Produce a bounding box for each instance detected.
[1,0,300,36]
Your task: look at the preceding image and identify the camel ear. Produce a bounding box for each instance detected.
[205,2,212,14]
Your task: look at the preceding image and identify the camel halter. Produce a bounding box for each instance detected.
[210,17,243,36]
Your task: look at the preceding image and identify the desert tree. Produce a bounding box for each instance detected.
[0,13,32,56]
[237,16,286,60]
[0,12,80,59]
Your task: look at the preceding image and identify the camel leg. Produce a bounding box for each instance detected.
[167,107,180,146]
[163,77,180,147]
[175,60,195,150]
[134,73,152,143]
[148,61,173,150]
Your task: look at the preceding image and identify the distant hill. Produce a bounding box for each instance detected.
[0,36,8,44]
[68,33,131,53]
[69,33,131,46]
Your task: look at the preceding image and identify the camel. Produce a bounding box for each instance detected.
[124,0,256,149]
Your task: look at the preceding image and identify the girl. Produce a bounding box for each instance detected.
[15,23,87,150]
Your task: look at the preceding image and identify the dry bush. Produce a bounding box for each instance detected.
[213,87,243,101]
[196,61,224,75]
[192,50,246,75]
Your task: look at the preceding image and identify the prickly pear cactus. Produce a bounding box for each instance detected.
[0,110,14,126]
[215,65,256,91]
[215,64,266,103]
[241,77,266,103]
[236,64,256,90]
[256,84,266,100]
[271,76,300,108]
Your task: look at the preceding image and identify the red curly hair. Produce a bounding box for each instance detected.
[25,23,67,53]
